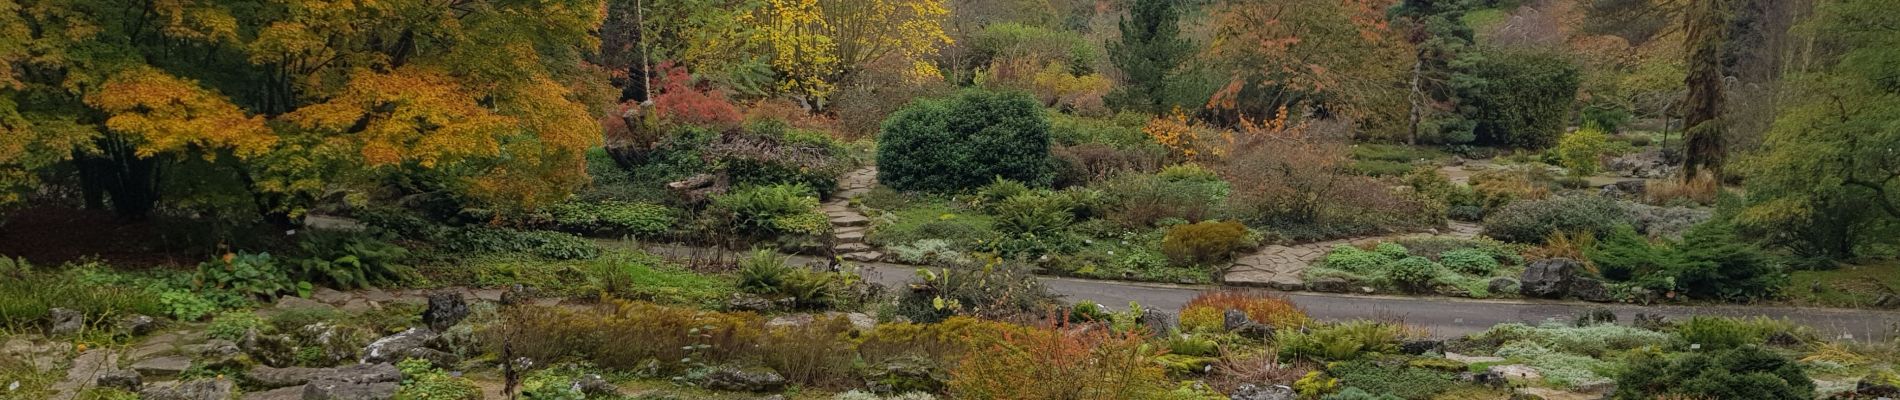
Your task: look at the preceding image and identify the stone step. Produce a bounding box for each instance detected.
[841,252,883,262]
[826,210,859,218]
[835,230,865,243]
[830,214,869,227]
[834,243,873,253]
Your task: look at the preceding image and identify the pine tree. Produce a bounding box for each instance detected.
[1107,0,1192,113]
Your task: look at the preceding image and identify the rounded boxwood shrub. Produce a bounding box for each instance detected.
[877,90,1053,192]
[1481,196,1631,243]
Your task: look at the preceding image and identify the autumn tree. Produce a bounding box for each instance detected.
[1201,0,1411,132]
[1107,0,1193,113]
[0,0,613,221]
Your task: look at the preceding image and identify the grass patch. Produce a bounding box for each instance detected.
[1789,260,1900,308]
[1351,144,1449,177]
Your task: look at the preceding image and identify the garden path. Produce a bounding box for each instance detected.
[1221,222,1484,290]
[824,166,880,262]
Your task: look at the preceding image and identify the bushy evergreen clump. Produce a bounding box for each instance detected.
[877,90,1053,193]
[1613,345,1812,400]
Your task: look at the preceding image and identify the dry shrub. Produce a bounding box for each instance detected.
[1645,171,1720,206]
[1470,170,1551,211]
[758,315,858,388]
[854,316,1035,366]
[1216,121,1436,238]
[1161,220,1250,265]
[741,98,839,133]
[1100,172,1227,229]
[1209,350,1314,394]
[1180,290,1310,331]
[491,301,764,371]
[948,325,1174,400]
[1050,144,1166,186]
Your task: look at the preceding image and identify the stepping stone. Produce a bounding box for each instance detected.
[50,349,117,400]
[841,252,883,262]
[830,214,868,227]
[834,243,872,253]
[130,355,192,378]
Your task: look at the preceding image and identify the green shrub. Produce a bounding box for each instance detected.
[1277,321,1404,362]
[877,90,1052,192]
[1662,222,1785,301]
[1160,220,1249,265]
[1384,257,1444,292]
[206,310,264,341]
[1555,126,1610,176]
[712,183,829,237]
[394,359,482,400]
[291,232,417,290]
[1455,49,1581,149]
[198,252,305,300]
[1373,243,1409,259]
[1673,317,1809,351]
[1587,225,1664,281]
[992,193,1075,236]
[1481,196,1631,243]
[735,250,839,309]
[1322,245,1397,274]
[890,239,971,266]
[1326,360,1455,400]
[973,178,1033,210]
[897,263,1057,323]
[1613,346,1812,400]
[544,200,675,236]
[1437,249,1501,275]
[440,227,601,260]
[1099,171,1229,229]
[158,290,218,321]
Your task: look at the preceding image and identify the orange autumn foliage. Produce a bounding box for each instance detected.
[86,67,275,159]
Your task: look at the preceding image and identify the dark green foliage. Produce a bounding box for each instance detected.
[198,252,305,300]
[1327,360,1456,400]
[441,228,601,260]
[1107,0,1193,113]
[1481,196,1631,243]
[877,90,1053,192]
[1588,225,1665,281]
[710,183,829,238]
[291,232,418,290]
[1277,321,1404,362]
[736,250,839,310]
[1613,346,1812,400]
[1673,317,1807,351]
[542,201,675,237]
[897,264,1057,323]
[1453,49,1581,148]
[1588,222,1785,301]
[1665,222,1784,300]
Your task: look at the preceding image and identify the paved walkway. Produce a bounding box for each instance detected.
[824,166,879,262]
[1223,222,1483,289]
[612,241,1900,341]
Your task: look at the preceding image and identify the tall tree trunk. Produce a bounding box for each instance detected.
[1682,0,1733,181]
[76,137,163,220]
[1407,57,1424,145]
